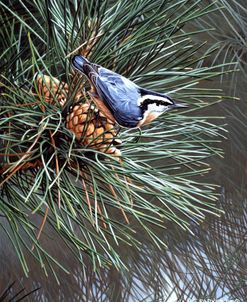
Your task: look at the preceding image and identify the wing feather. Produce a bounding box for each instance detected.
[95,67,142,127]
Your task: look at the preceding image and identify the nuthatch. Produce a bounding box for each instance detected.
[72,55,186,128]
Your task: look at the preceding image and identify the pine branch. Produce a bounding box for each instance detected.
[0,0,235,276]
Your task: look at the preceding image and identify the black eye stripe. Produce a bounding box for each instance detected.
[140,99,170,110]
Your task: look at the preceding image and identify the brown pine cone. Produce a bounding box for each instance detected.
[66,103,122,157]
[36,74,122,157]
[36,74,69,106]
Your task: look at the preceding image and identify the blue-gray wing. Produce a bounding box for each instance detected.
[95,67,142,127]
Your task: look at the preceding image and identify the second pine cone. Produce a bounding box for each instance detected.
[66,103,122,157]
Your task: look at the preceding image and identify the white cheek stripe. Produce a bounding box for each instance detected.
[147,103,167,113]
[138,94,173,105]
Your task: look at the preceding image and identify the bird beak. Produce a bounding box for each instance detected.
[172,103,188,109]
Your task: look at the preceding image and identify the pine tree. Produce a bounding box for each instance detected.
[0,0,232,277]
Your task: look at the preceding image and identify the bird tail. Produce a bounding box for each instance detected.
[72,55,90,71]
[72,55,98,86]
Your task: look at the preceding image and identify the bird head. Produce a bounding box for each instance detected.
[138,90,187,126]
